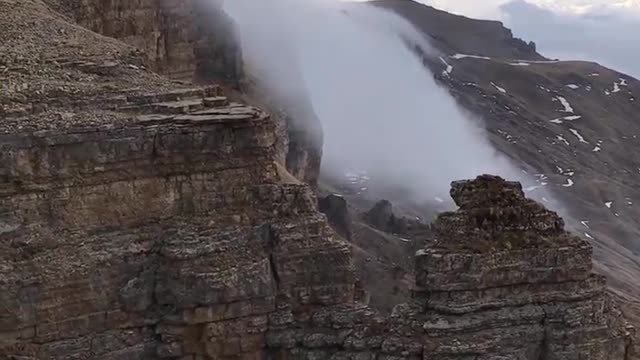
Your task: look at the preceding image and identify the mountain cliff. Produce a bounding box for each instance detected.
[1,0,639,359]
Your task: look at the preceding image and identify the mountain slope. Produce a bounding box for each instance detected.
[371,0,640,322]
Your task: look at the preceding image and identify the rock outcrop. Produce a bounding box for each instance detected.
[44,0,324,187]
[319,194,353,241]
[45,0,244,85]
[266,175,634,359]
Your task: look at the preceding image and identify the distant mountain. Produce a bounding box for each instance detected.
[368,0,640,323]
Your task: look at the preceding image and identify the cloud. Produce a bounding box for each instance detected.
[224,0,530,202]
[419,0,640,79]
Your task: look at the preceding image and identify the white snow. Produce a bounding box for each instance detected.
[554,96,574,113]
[451,53,491,60]
[434,197,444,203]
[627,199,633,206]
[538,85,551,93]
[569,129,588,143]
[580,220,590,229]
[565,171,575,177]
[556,135,570,146]
[550,115,582,124]
[399,238,412,243]
[566,84,580,89]
[612,82,621,93]
[542,197,549,202]
[555,165,564,173]
[620,78,628,86]
[491,82,507,94]
[586,85,592,92]
[605,201,613,209]
[509,62,530,66]
[516,60,560,64]
[524,185,545,192]
[439,57,453,76]
[593,146,601,152]
[589,73,600,77]
[562,178,574,187]
[605,89,611,96]
[585,233,594,240]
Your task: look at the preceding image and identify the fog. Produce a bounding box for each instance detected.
[223,0,531,202]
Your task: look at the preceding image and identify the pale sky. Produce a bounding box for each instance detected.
[420,0,640,19]
[413,0,640,78]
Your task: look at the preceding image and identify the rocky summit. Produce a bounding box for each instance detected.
[0,0,639,359]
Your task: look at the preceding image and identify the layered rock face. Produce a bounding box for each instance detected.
[0,84,355,359]
[46,0,324,186]
[46,0,243,84]
[267,175,634,359]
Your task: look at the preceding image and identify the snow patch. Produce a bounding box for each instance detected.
[439,57,453,76]
[612,82,621,93]
[491,82,507,94]
[580,220,590,229]
[434,197,444,203]
[554,96,574,113]
[562,178,574,187]
[593,146,601,152]
[569,129,588,143]
[550,115,582,124]
[620,78,628,86]
[605,201,613,209]
[556,135,570,146]
[565,84,580,90]
[588,73,600,77]
[524,185,545,192]
[509,62,530,66]
[451,53,491,60]
[584,233,594,240]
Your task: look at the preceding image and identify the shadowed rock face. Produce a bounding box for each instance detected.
[44,0,244,84]
[319,194,352,241]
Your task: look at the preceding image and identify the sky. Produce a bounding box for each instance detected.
[419,0,640,78]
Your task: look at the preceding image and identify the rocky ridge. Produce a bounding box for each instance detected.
[0,1,637,359]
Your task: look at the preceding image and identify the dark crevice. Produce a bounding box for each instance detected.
[537,307,548,360]
[261,224,281,290]
[269,253,281,290]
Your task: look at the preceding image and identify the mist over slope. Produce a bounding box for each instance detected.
[223,0,531,201]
